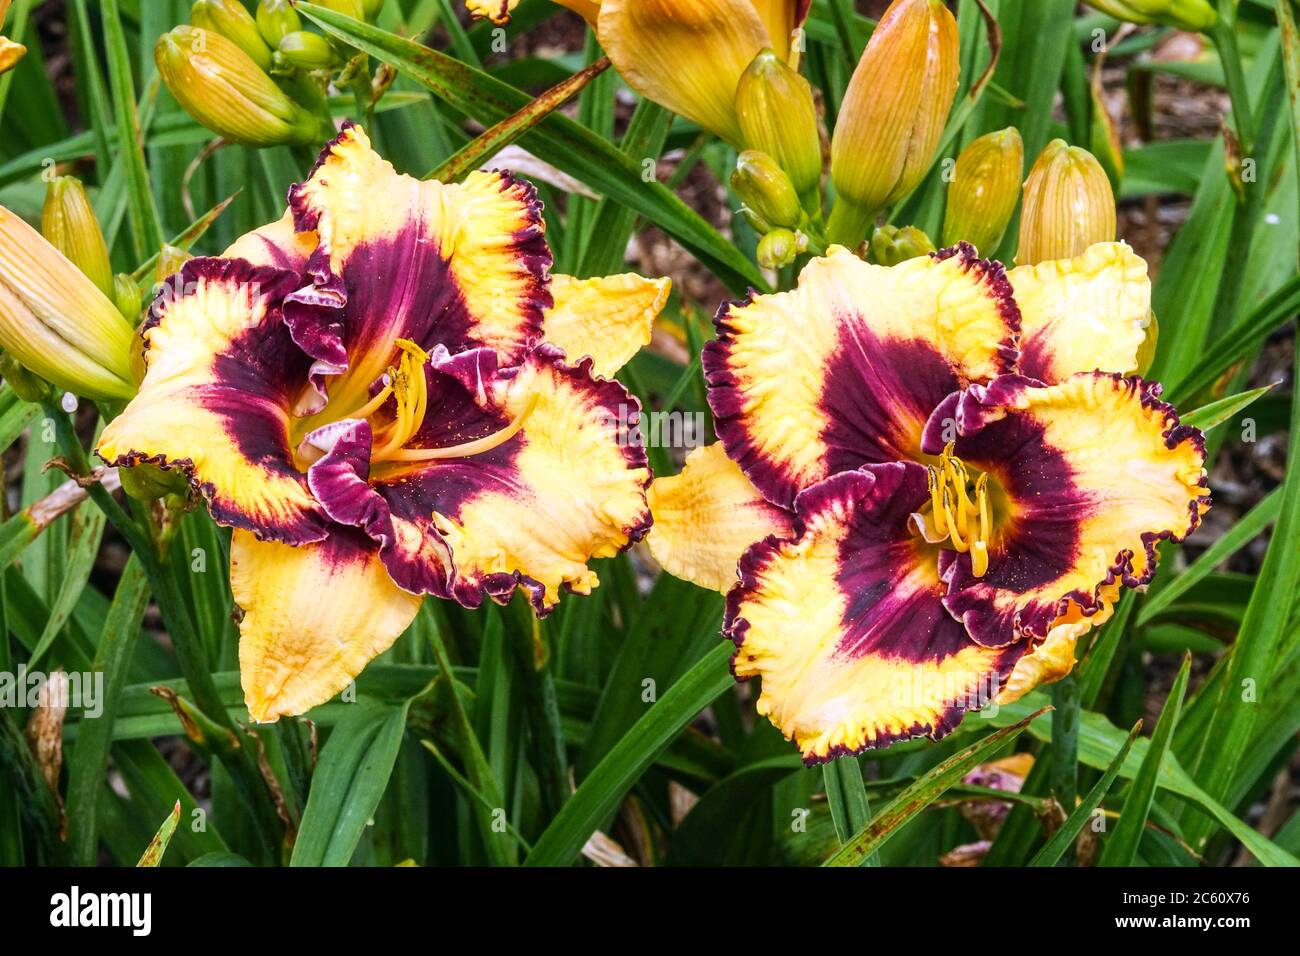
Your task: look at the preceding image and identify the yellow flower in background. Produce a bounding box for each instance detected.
[1018,139,1117,266]
[0,205,138,401]
[828,0,960,247]
[0,0,24,77]
[98,125,668,722]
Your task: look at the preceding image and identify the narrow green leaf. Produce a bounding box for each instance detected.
[824,708,1047,867]
[291,700,411,867]
[136,801,181,867]
[1180,383,1276,431]
[823,758,877,865]
[1029,721,1142,867]
[1099,655,1190,866]
[525,641,734,867]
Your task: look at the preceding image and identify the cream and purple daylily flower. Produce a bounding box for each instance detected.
[648,241,1208,763]
[99,124,668,722]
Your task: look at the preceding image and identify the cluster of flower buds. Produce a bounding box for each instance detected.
[156,0,382,149]
[1086,0,1217,33]
[0,180,139,403]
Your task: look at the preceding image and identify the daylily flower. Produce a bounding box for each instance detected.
[468,1,811,146]
[98,125,668,722]
[648,241,1207,762]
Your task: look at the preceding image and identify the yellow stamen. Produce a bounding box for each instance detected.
[387,392,540,463]
[926,465,947,537]
[971,540,989,577]
[924,444,994,578]
[373,339,431,461]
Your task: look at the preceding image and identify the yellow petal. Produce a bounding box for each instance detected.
[98,259,328,544]
[425,351,651,613]
[647,442,795,592]
[233,529,422,723]
[1009,241,1151,384]
[543,273,670,378]
[747,0,808,60]
[596,0,770,144]
[222,209,318,272]
[466,0,519,24]
[555,0,601,24]
[0,36,25,76]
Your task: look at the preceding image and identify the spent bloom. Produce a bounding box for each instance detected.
[649,241,1205,762]
[98,125,669,722]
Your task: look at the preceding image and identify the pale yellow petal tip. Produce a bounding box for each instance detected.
[647,443,793,593]
[544,273,671,379]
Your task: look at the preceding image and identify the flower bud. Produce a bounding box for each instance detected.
[731,150,802,231]
[0,205,138,401]
[941,128,1023,254]
[192,0,274,72]
[318,0,366,19]
[869,224,936,266]
[257,0,302,47]
[155,245,193,286]
[735,49,822,205]
[119,461,192,504]
[1090,73,1124,193]
[1017,139,1116,266]
[0,351,54,404]
[1084,0,1216,33]
[756,228,807,270]
[42,176,115,299]
[829,0,959,246]
[114,273,143,323]
[156,26,321,148]
[277,31,336,71]
[0,36,24,76]
[362,0,386,18]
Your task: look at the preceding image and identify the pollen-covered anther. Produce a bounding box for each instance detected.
[924,443,992,577]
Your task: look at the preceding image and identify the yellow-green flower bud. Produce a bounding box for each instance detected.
[0,351,54,404]
[192,0,274,72]
[731,150,802,232]
[156,26,320,148]
[1017,139,1116,266]
[1089,75,1124,193]
[41,176,115,299]
[869,224,936,266]
[318,0,366,19]
[1085,0,1216,33]
[277,31,336,71]
[155,245,193,286]
[828,0,959,246]
[119,462,192,504]
[113,273,143,323]
[756,228,807,270]
[941,128,1024,254]
[0,205,138,401]
[735,49,822,206]
[257,0,302,46]
[362,0,386,18]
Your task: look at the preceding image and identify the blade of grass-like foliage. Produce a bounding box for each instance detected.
[69,0,113,171]
[291,700,411,866]
[824,709,1046,867]
[296,2,766,293]
[1138,488,1282,627]
[992,695,1300,865]
[1098,656,1190,865]
[26,503,106,669]
[1180,384,1276,431]
[823,758,877,865]
[100,0,165,260]
[426,57,611,182]
[1166,273,1300,404]
[136,801,182,867]
[1183,334,1300,852]
[65,556,151,866]
[524,641,735,867]
[0,388,37,450]
[1029,721,1142,867]
[1280,0,1300,175]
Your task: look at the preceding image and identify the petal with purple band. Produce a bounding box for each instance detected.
[705,244,1019,510]
[726,462,1026,763]
[928,372,1210,648]
[367,347,650,613]
[221,209,317,273]
[287,124,550,425]
[233,528,422,723]
[647,442,795,592]
[1010,242,1151,384]
[97,257,329,545]
[543,273,671,379]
